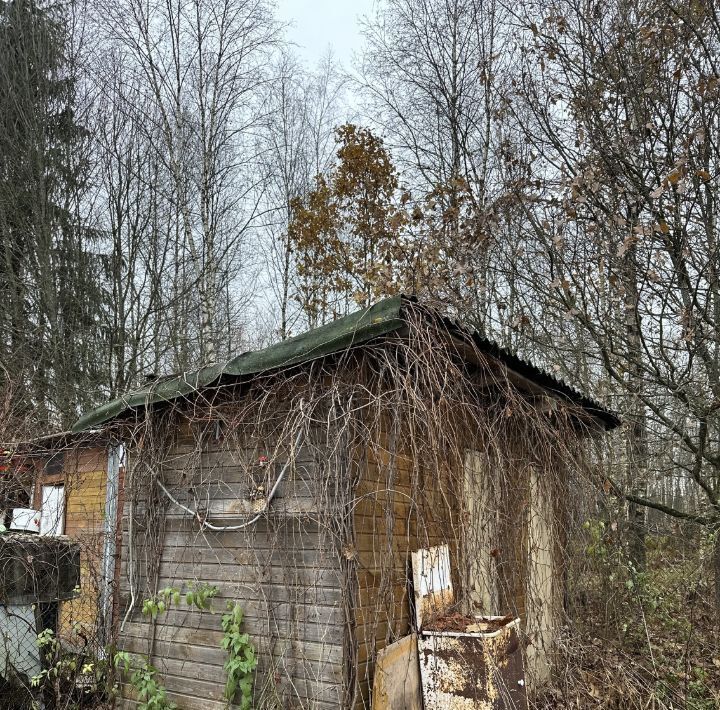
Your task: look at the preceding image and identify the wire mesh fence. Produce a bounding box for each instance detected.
[0,442,118,709]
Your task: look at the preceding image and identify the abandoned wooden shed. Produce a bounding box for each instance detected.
[72,296,619,709]
[0,431,122,697]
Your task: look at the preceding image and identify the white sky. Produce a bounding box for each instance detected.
[276,0,378,69]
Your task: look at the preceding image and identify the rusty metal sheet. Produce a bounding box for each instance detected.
[418,619,528,709]
[372,634,422,710]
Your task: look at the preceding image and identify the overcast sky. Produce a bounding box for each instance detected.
[276,0,377,69]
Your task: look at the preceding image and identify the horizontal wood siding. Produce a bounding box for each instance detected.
[117,427,346,709]
[351,439,458,708]
[53,447,107,648]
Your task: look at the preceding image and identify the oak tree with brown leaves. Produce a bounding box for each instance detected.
[289,124,402,324]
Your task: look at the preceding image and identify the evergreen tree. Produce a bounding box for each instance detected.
[0,0,105,432]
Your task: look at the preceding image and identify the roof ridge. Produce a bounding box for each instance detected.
[72,296,619,432]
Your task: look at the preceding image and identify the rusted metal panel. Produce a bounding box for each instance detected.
[372,634,422,710]
[418,618,527,709]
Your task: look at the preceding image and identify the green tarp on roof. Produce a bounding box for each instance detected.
[73,295,620,433]
[72,297,405,433]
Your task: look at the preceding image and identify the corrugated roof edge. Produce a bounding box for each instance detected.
[72,295,620,432]
[72,297,405,432]
[471,333,621,429]
[1,429,108,455]
[421,306,620,430]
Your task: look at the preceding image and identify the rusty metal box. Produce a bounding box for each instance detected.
[418,617,527,709]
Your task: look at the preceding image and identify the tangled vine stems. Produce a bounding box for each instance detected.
[117,582,218,708]
[120,303,603,705]
[119,584,256,709]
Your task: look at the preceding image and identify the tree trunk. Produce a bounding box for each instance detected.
[627,419,648,573]
[714,529,720,618]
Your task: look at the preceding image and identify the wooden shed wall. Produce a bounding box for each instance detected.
[117,429,348,709]
[351,438,458,708]
[116,404,573,707]
[37,447,108,647]
[351,430,569,705]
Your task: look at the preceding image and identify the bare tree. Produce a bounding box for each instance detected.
[260,50,346,339]
[96,0,279,366]
[90,52,179,395]
[504,0,720,583]
[360,0,517,328]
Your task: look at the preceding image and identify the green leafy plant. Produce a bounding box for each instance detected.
[32,628,83,686]
[185,582,218,611]
[126,582,218,708]
[142,586,181,619]
[142,582,218,619]
[114,651,176,710]
[31,629,64,688]
[29,628,110,708]
[221,602,257,709]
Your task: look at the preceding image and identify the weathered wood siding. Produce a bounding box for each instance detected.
[116,404,571,708]
[37,447,108,647]
[464,447,568,689]
[494,458,530,622]
[117,427,347,709]
[351,437,458,708]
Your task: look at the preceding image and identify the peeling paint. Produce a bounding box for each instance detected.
[418,618,527,709]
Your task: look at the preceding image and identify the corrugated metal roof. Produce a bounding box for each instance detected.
[1,429,106,455]
[72,298,405,432]
[426,305,620,429]
[72,296,620,432]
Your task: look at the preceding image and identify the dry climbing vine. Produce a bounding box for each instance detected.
[112,301,603,707]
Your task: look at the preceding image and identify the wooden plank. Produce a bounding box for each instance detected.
[121,638,343,686]
[122,622,343,661]
[372,634,422,710]
[121,595,344,623]
[121,607,345,645]
[145,562,342,588]
[119,662,343,705]
[140,528,335,551]
[118,433,350,709]
[119,684,343,710]
[352,436,458,710]
[57,462,107,642]
[158,547,340,571]
[117,582,343,608]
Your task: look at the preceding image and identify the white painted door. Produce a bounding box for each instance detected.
[40,485,65,536]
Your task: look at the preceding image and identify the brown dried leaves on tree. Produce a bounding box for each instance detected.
[289,124,500,326]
